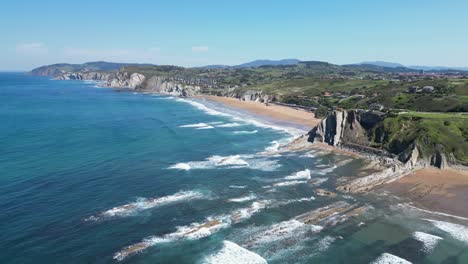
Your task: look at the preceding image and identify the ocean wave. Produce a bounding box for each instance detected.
[216,122,242,128]
[203,241,267,264]
[284,169,311,180]
[169,155,280,171]
[175,98,304,136]
[316,236,336,252]
[264,140,281,152]
[371,253,412,264]
[228,194,257,203]
[229,185,247,189]
[196,125,214,130]
[85,190,205,221]
[179,122,211,128]
[179,122,215,130]
[114,216,230,261]
[176,98,232,117]
[230,200,271,224]
[412,231,443,253]
[425,219,468,243]
[233,130,258,135]
[273,180,308,187]
[114,201,270,261]
[244,219,322,248]
[317,165,337,175]
[277,196,316,206]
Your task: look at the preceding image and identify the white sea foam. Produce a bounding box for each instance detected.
[179,122,211,128]
[88,190,205,220]
[168,163,191,170]
[265,140,281,152]
[233,130,258,135]
[196,125,214,130]
[231,200,271,223]
[169,155,280,171]
[316,236,336,252]
[317,165,337,175]
[425,219,468,243]
[216,122,243,128]
[176,98,232,117]
[113,216,230,261]
[203,241,267,264]
[244,219,323,247]
[284,169,311,180]
[229,185,247,189]
[279,196,316,206]
[247,158,281,171]
[371,253,412,264]
[228,194,257,203]
[273,180,308,187]
[412,231,443,253]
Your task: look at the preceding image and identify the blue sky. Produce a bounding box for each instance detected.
[1,0,467,70]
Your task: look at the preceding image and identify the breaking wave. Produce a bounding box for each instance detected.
[317,165,337,175]
[233,130,258,135]
[228,194,257,203]
[114,201,270,261]
[284,169,311,180]
[203,241,267,264]
[371,253,412,264]
[85,190,205,221]
[229,185,247,189]
[425,219,468,243]
[216,122,242,128]
[412,231,443,253]
[179,122,214,130]
[273,180,308,187]
[244,219,322,248]
[169,155,280,171]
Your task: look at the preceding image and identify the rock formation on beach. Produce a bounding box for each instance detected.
[306,109,467,193]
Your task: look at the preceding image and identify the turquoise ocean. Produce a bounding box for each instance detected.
[1,72,468,263]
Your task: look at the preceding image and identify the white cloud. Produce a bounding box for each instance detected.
[15,43,48,55]
[192,46,209,52]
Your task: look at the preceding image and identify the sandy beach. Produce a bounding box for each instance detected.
[200,95,321,130]
[384,168,468,218]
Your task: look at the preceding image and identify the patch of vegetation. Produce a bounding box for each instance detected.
[374,114,468,165]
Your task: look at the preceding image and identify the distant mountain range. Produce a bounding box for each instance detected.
[197,59,301,69]
[357,61,468,72]
[31,59,468,76]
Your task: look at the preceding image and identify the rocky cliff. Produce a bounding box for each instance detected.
[54,71,200,96]
[308,109,458,168]
[53,70,277,100]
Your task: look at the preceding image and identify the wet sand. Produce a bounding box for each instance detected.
[384,168,468,218]
[199,95,321,129]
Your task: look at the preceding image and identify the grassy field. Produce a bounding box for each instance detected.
[400,111,468,119]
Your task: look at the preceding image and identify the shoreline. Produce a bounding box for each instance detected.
[197,95,321,131]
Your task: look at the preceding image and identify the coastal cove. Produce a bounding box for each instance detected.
[1,73,468,264]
